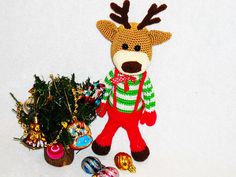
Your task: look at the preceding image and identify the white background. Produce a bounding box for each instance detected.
[0,0,236,177]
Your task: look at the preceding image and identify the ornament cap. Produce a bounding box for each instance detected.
[34,116,38,124]
[129,165,136,173]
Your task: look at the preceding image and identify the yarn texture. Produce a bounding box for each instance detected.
[92,0,171,162]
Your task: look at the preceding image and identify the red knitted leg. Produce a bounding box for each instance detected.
[95,120,120,147]
[125,124,147,152]
[92,106,120,155]
[123,112,150,161]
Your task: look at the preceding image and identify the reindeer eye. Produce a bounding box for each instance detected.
[122,44,129,50]
[134,45,141,51]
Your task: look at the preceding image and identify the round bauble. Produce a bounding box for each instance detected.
[81,156,103,174]
[46,144,65,160]
[93,167,119,177]
[114,152,136,173]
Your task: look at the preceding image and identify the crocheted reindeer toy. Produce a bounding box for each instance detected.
[92,0,171,162]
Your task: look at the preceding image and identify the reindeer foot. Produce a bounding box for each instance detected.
[92,140,111,156]
[131,146,150,162]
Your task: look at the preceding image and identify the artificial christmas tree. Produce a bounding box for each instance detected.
[11,74,104,166]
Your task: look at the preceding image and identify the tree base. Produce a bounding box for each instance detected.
[44,148,74,167]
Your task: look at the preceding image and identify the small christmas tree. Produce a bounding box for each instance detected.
[11,74,105,166]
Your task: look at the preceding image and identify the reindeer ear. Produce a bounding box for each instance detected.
[149,30,172,45]
[97,20,118,42]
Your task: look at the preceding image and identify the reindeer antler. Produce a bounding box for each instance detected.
[137,4,167,30]
[110,0,131,29]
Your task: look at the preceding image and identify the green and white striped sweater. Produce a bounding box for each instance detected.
[101,68,156,113]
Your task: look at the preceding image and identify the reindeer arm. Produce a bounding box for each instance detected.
[142,76,156,112]
[101,68,115,103]
[140,76,157,126]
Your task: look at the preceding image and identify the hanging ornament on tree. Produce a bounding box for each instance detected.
[68,87,93,150]
[23,116,47,149]
[82,81,105,106]
[22,88,35,114]
[68,121,93,150]
[22,97,34,114]
[114,152,136,173]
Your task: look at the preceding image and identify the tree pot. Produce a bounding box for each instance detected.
[44,147,74,167]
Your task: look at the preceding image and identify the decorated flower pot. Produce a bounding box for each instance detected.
[44,144,74,167]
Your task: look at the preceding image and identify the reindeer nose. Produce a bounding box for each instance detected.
[121,61,142,73]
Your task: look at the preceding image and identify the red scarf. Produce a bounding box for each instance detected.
[110,72,136,92]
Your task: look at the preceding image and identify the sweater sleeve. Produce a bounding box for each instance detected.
[101,68,115,103]
[142,76,156,112]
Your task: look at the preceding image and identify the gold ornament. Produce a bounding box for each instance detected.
[23,116,47,149]
[68,121,93,150]
[22,97,34,114]
[61,121,68,128]
[114,152,136,173]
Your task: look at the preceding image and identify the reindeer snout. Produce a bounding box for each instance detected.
[121,61,142,73]
[113,50,150,75]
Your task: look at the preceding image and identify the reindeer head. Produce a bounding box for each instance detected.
[97,0,171,75]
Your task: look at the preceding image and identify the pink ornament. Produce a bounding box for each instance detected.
[46,144,65,160]
[93,167,119,177]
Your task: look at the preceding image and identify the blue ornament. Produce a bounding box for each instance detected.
[75,134,93,148]
[68,121,93,150]
[93,81,99,87]
[81,156,103,174]
[95,99,101,106]
[85,91,91,96]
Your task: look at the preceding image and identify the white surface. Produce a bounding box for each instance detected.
[0,0,236,177]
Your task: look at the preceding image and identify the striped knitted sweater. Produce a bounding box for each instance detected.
[101,68,156,113]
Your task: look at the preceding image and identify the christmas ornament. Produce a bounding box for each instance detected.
[114,152,136,173]
[61,121,68,128]
[23,116,47,149]
[44,147,74,167]
[81,156,104,174]
[92,0,171,162]
[93,167,119,177]
[81,156,119,177]
[22,97,34,114]
[46,144,65,160]
[68,121,93,150]
[82,81,105,106]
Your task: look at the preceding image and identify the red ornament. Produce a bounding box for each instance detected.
[46,144,65,160]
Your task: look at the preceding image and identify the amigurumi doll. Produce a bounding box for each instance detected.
[92,0,172,161]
